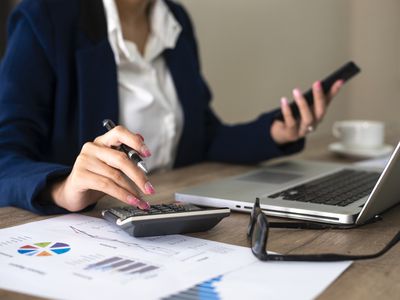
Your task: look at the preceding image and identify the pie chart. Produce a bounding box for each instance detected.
[17,242,71,256]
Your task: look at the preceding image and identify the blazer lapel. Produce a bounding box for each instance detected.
[79,0,108,44]
[75,0,119,143]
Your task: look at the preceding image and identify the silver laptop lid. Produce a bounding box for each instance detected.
[356,141,400,224]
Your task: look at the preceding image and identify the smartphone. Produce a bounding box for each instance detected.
[274,61,361,121]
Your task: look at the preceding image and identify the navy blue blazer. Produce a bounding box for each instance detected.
[0,0,304,214]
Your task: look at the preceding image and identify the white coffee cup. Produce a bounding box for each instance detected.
[332,120,385,149]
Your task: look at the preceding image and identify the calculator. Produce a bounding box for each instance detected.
[101,203,230,237]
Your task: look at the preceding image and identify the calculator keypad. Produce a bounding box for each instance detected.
[109,203,202,221]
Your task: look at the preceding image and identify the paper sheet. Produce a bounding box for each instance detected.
[216,260,351,300]
[164,260,351,300]
[0,214,257,300]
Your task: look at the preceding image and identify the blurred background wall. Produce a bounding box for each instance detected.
[348,0,400,133]
[180,0,400,139]
[1,0,399,139]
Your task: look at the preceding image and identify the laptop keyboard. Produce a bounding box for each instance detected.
[268,169,381,207]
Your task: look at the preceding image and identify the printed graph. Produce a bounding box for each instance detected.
[85,256,160,276]
[17,242,71,256]
[70,226,177,256]
[163,275,223,300]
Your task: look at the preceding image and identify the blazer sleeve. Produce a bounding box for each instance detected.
[204,109,305,164]
[174,3,305,164]
[0,6,71,214]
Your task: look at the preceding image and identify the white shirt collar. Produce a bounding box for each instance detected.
[102,0,182,64]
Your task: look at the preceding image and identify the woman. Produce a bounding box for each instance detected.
[0,0,342,214]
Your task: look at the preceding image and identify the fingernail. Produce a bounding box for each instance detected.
[127,195,150,210]
[314,81,322,91]
[139,201,151,210]
[293,88,302,97]
[127,194,142,206]
[280,97,288,106]
[140,144,151,157]
[144,181,155,195]
[137,133,145,142]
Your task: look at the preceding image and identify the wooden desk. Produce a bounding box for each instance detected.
[1,135,399,300]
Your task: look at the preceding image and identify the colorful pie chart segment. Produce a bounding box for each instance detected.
[18,242,71,256]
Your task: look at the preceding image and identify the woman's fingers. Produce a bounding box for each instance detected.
[73,152,150,210]
[82,153,141,197]
[83,169,150,210]
[328,80,344,100]
[280,97,298,140]
[293,88,315,136]
[281,98,296,128]
[94,125,151,157]
[312,81,327,122]
[81,142,154,196]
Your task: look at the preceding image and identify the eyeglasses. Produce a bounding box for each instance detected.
[247,198,400,262]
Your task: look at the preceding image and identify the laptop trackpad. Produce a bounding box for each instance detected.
[237,170,302,184]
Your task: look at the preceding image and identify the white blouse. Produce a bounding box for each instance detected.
[102,0,184,171]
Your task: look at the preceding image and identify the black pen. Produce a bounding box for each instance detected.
[102,119,149,174]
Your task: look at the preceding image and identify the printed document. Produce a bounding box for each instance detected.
[0,214,352,299]
[0,214,256,299]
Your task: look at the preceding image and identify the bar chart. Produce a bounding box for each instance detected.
[85,256,160,276]
[162,275,223,300]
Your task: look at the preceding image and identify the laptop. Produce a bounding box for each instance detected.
[175,141,400,225]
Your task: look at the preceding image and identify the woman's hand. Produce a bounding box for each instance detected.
[270,80,343,145]
[49,126,154,212]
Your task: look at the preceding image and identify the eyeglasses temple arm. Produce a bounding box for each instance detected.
[263,230,400,262]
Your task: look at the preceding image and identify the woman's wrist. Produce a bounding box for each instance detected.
[50,178,67,209]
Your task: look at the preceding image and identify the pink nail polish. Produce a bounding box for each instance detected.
[314,81,322,90]
[139,201,151,210]
[144,181,155,195]
[293,88,302,97]
[281,97,288,106]
[127,195,150,210]
[140,144,151,157]
[127,194,141,206]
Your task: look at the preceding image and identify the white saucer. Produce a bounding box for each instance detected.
[329,143,394,159]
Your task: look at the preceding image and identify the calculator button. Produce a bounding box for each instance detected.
[109,209,125,218]
[131,211,148,216]
[182,204,202,211]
